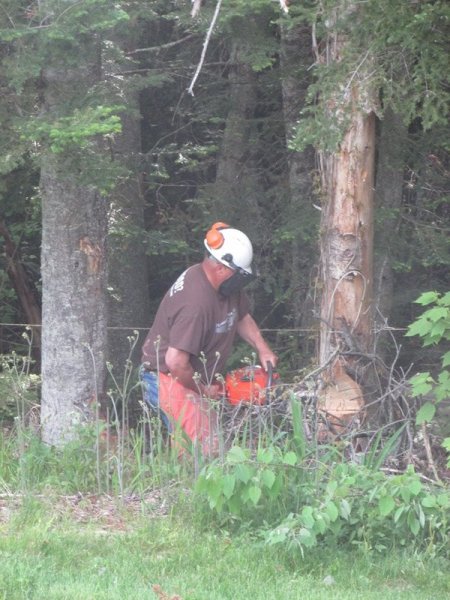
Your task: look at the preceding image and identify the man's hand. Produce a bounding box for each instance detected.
[165,347,225,398]
[201,382,224,400]
[258,350,278,372]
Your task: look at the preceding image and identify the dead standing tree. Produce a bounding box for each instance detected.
[314,4,377,437]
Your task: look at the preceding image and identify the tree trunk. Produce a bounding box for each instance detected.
[373,108,406,351]
[319,106,375,366]
[280,20,317,335]
[316,8,377,433]
[213,39,262,230]
[107,60,150,374]
[40,40,108,446]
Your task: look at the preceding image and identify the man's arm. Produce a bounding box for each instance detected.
[165,346,222,397]
[237,314,278,370]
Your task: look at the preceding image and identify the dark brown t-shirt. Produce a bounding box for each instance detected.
[141,264,250,381]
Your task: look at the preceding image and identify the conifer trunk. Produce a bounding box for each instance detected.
[40,39,108,446]
[280,20,316,332]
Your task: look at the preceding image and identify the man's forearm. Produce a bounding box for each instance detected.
[237,314,270,353]
[165,347,200,392]
[237,314,278,369]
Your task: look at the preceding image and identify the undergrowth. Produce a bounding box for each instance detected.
[0,326,449,563]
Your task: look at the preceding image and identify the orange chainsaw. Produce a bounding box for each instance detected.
[225,362,279,405]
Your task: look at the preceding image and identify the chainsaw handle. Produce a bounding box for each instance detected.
[266,361,273,388]
[265,361,273,403]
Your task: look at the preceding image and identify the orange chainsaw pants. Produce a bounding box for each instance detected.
[157,372,219,457]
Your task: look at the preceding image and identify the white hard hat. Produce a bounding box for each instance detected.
[204,222,253,274]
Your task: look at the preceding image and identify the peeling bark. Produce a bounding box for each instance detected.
[319,100,375,366]
[317,7,377,427]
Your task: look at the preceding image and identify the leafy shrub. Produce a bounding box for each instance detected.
[406,290,450,465]
[265,462,449,556]
[406,290,450,424]
[195,445,450,556]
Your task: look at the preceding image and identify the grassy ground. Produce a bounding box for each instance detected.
[0,493,449,600]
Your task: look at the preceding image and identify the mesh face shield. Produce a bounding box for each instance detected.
[218,252,256,297]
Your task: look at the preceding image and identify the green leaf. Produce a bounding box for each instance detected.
[261,469,276,489]
[314,514,327,535]
[394,506,405,523]
[378,495,395,517]
[418,504,426,528]
[326,501,339,522]
[301,506,315,528]
[235,464,253,484]
[405,317,430,338]
[298,527,316,547]
[266,526,289,545]
[227,446,248,464]
[416,401,436,425]
[340,498,351,520]
[424,306,448,322]
[282,451,298,466]
[257,447,274,464]
[248,485,262,506]
[410,372,434,397]
[437,494,449,508]
[442,351,450,368]
[407,512,420,536]
[430,320,446,339]
[421,495,437,508]
[222,474,236,499]
[415,291,439,305]
[408,478,422,496]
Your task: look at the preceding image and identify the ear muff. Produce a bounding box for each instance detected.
[205,222,229,250]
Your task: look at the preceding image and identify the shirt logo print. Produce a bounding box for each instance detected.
[169,270,187,297]
[215,309,237,333]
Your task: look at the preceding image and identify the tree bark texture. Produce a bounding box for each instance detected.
[319,106,375,365]
[213,39,262,230]
[40,38,108,446]
[40,163,108,445]
[317,8,377,430]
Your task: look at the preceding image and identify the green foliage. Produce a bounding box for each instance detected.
[195,444,297,518]
[406,290,450,466]
[19,105,124,153]
[290,0,450,152]
[443,438,450,469]
[406,291,450,424]
[264,463,449,556]
[196,444,450,556]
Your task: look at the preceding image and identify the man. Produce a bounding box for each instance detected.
[140,222,277,456]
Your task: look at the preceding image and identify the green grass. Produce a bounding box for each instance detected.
[0,496,449,600]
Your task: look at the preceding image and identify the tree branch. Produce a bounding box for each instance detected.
[187,0,223,96]
[126,34,197,56]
